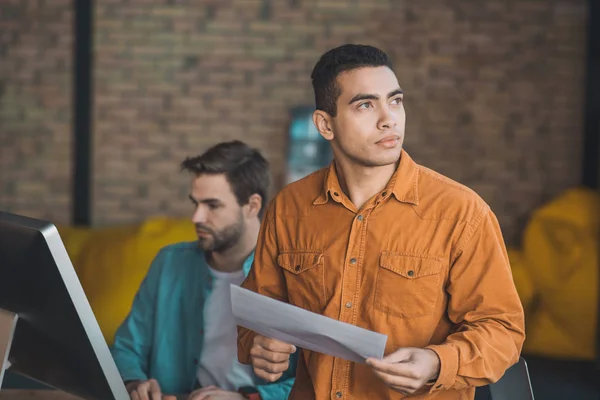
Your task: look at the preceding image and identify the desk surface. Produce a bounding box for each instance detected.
[0,390,188,400]
[0,390,83,400]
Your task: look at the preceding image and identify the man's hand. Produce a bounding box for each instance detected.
[366,347,441,395]
[249,335,296,382]
[187,386,245,400]
[125,379,176,400]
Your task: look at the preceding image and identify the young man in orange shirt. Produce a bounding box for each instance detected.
[238,44,525,400]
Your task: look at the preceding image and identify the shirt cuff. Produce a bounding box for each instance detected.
[425,344,458,392]
[237,327,256,365]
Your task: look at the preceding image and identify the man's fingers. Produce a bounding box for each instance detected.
[253,365,284,383]
[193,390,218,400]
[151,390,162,400]
[371,368,420,391]
[193,387,223,400]
[250,345,291,363]
[136,390,149,400]
[254,336,296,354]
[148,379,162,400]
[196,386,218,393]
[130,391,141,400]
[250,336,292,383]
[251,356,290,374]
[381,347,415,363]
[162,396,177,400]
[366,358,419,379]
[135,383,150,400]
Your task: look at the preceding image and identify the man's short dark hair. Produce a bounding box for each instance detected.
[181,140,271,218]
[311,44,393,117]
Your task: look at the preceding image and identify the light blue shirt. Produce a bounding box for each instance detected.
[111,241,296,399]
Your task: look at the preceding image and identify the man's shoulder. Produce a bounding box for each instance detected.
[415,164,489,224]
[271,167,329,212]
[157,241,200,256]
[149,241,203,273]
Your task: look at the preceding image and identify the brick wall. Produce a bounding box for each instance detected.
[377,1,587,243]
[0,0,588,245]
[0,0,73,224]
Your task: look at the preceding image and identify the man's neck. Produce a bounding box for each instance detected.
[334,157,398,211]
[206,221,259,273]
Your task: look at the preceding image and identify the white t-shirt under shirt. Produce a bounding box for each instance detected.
[196,266,256,391]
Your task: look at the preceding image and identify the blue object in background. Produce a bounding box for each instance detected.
[286,106,332,184]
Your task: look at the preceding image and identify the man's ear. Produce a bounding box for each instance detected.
[313,110,334,141]
[245,194,262,219]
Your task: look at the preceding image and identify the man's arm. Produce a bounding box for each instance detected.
[426,205,525,392]
[237,200,289,365]
[111,250,165,382]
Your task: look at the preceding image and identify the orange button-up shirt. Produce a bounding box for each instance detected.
[238,151,525,400]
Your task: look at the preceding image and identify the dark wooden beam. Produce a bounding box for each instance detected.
[72,0,93,226]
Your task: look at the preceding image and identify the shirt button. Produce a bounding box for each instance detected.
[349,258,357,265]
[357,215,363,221]
[295,265,301,272]
[407,270,415,277]
[333,192,339,196]
[335,392,342,399]
[382,191,387,196]
[345,302,352,308]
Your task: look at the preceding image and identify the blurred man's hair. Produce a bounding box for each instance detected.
[181,140,271,218]
[311,44,393,117]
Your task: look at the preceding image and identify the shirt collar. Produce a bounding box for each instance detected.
[242,251,255,276]
[199,249,255,277]
[313,149,419,206]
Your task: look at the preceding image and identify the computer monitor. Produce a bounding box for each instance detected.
[0,211,129,400]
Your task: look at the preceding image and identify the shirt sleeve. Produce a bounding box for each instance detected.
[426,205,526,392]
[110,250,165,382]
[237,199,289,365]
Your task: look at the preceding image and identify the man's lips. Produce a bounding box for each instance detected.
[376,135,400,147]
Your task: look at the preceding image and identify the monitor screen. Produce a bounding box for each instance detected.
[0,211,129,400]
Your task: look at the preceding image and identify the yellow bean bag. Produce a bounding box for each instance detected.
[59,217,196,344]
[521,187,598,360]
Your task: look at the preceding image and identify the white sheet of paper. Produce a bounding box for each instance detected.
[230,285,388,364]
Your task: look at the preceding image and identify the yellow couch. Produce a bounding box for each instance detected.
[58,188,599,361]
[58,217,196,344]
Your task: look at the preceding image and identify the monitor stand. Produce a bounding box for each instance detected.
[0,308,18,390]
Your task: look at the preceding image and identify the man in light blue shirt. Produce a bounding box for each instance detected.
[111,141,296,400]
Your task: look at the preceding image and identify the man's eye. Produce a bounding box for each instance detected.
[358,102,372,109]
[391,97,403,105]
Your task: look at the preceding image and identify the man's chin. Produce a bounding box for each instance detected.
[363,156,400,168]
[196,239,214,252]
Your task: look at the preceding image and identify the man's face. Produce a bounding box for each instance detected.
[328,66,405,167]
[189,174,245,253]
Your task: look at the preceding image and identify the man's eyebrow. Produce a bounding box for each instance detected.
[387,88,403,98]
[188,195,222,205]
[348,88,403,104]
[348,93,379,104]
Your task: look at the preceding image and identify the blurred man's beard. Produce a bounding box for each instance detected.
[196,214,245,253]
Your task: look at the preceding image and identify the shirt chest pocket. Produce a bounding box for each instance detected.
[374,252,444,318]
[277,251,325,313]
